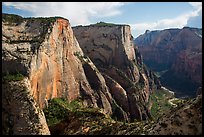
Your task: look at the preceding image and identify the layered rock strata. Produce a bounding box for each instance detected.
[73,24,160,121]
[2,14,160,135]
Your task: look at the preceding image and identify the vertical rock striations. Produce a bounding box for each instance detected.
[73,23,160,121]
[2,14,160,135]
[2,14,95,109]
[2,14,110,134]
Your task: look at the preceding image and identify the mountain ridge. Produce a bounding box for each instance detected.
[134,27,202,97]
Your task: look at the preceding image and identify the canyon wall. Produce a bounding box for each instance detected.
[134,27,202,97]
[2,15,97,109]
[2,14,160,134]
[73,23,161,121]
[2,14,111,134]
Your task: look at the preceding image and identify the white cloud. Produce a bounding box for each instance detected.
[188,2,202,10]
[187,10,202,28]
[131,2,202,37]
[3,2,38,11]
[187,2,202,28]
[2,2,124,26]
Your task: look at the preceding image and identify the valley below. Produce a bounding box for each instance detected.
[134,27,202,98]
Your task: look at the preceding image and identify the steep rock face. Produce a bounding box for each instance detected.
[73,24,159,121]
[81,60,113,115]
[2,14,160,134]
[2,14,119,134]
[73,25,134,66]
[2,15,97,109]
[3,13,153,128]
[134,27,202,97]
[2,78,50,135]
[103,74,129,113]
[73,25,138,82]
[171,49,202,85]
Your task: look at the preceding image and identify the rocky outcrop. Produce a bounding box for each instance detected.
[73,23,160,121]
[134,27,202,97]
[2,78,50,135]
[73,24,136,70]
[81,60,113,115]
[2,14,160,135]
[2,15,95,109]
[103,74,129,113]
[2,14,114,134]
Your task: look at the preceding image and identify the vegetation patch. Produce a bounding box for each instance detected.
[90,21,118,26]
[43,98,84,126]
[148,89,174,120]
[43,97,156,135]
[2,13,24,25]
[74,51,90,63]
[2,13,66,26]
[42,94,191,135]
[3,73,25,82]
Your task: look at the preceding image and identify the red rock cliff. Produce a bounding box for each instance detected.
[3,15,116,114]
[2,15,159,127]
[2,14,119,123]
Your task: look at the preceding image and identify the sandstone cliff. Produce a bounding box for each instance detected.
[2,14,159,135]
[3,13,200,135]
[2,14,95,109]
[134,27,202,97]
[73,22,161,121]
[2,14,113,134]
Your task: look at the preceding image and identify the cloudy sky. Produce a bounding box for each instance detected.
[2,2,202,38]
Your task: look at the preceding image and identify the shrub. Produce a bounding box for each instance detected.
[43,98,70,126]
[43,98,83,126]
[3,73,24,82]
[74,51,90,63]
[2,13,23,25]
[90,21,117,27]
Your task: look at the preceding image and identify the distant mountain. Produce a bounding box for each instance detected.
[134,27,202,98]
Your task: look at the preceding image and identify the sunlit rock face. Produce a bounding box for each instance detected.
[2,14,160,135]
[73,24,160,121]
[2,14,115,134]
[2,15,94,108]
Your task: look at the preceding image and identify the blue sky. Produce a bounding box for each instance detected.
[2,2,202,38]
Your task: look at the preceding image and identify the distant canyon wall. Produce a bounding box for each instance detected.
[134,27,202,97]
